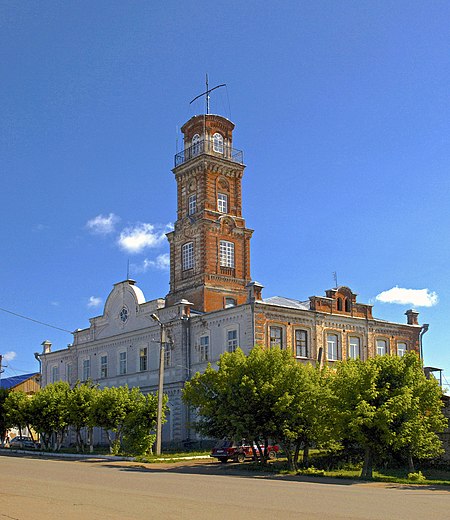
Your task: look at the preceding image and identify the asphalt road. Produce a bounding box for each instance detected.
[0,455,449,520]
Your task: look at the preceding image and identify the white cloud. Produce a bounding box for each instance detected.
[86,213,120,235]
[3,351,17,362]
[87,296,103,308]
[137,253,171,272]
[118,223,172,254]
[375,286,438,308]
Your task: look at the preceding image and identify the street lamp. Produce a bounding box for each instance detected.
[151,313,166,456]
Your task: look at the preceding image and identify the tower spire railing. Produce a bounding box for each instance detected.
[174,138,243,167]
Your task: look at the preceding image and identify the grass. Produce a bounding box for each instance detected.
[135,451,211,463]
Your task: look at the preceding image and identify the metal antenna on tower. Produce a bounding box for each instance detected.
[333,271,338,288]
[190,74,226,114]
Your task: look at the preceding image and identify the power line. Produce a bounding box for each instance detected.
[0,306,72,333]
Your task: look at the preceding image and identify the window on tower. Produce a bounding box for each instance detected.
[217,193,228,213]
[219,240,234,268]
[192,134,201,157]
[213,132,224,153]
[182,242,194,270]
[188,194,196,215]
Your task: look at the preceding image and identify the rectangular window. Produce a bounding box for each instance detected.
[67,363,72,383]
[82,359,90,381]
[182,242,194,270]
[188,194,196,215]
[51,365,59,383]
[295,330,308,357]
[376,339,387,356]
[199,336,209,362]
[139,347,148,371]
[397,342,407,357]
[164,348,172,367]
[119,351,127,375]
[219,240,234,267]
[227,329,238,353]
[327,334,339,361]
[218,193,228,213]
[100,355,108,378]
[348,337,360,359]
[270,326,283,349]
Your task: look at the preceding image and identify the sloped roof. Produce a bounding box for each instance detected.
[0,372,39,390]
[263,296,310,310]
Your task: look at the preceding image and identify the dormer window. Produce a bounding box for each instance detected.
[337,297,343,311]
[213,132,224,153]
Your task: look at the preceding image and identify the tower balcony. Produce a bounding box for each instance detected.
[174,139,244,167]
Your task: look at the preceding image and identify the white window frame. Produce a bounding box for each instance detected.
[348,336,360,359]
[217,192,228,213]
[327,333,339,361]
[376,339,388,356]
[295,329,308,358]
[139,347,148,371]
[188,194,196,215]
[219,240,234,267]
[213,132,224,153]
[227,329,238,353]
[182,242,194,270]
[82,358,90,381]
[397,342,407,357]
[270,326,283,349]
[100,355,108,378]
[119,351,127,375]
[199,335,209,362]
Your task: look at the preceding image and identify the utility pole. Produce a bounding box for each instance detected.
[151,313,166,456]
[0,354,5,386]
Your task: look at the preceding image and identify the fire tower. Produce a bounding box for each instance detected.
[166,114,253,312]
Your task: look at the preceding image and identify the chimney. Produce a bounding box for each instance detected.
[246,281,264,303]
[41,340,52,354]
[176,299,194,318]
[405,309,419,325]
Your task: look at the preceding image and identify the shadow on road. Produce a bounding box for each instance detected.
[96,460,450,491]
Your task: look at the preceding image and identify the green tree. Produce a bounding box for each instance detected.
[122,392,162,455]
[272,363,333,470]
[4,391,34,442]
[29,381,70,450]
[0,388,10,445]
[331,353,447,479]
[183,346,331,467]
[66,382,99,452]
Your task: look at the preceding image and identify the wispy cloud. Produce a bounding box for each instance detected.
[86,213,120,235]
[118,223,172,254]
[375,286,438,307]
[133,253,170,273]
[87,296,103,308]
[3,351,17,362]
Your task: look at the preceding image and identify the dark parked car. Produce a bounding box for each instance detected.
[211,439,279,463]
[9,436,39,450]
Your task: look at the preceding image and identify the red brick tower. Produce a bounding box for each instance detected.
[166,114,253,312]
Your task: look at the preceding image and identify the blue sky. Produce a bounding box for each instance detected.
[1,1,449,390]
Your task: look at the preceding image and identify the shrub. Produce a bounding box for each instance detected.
[407,471,426,482]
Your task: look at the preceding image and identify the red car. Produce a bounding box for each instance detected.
[211,440,279,463]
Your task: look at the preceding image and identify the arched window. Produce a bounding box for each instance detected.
[182,242,194,270]
[345,298,351,312]
[337,297,343,311]
[192,134,201,157]
[213,132,224,153]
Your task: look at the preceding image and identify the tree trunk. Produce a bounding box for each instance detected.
[408,452,415,473]
[361,445,373,479]
[302,443,310,469]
